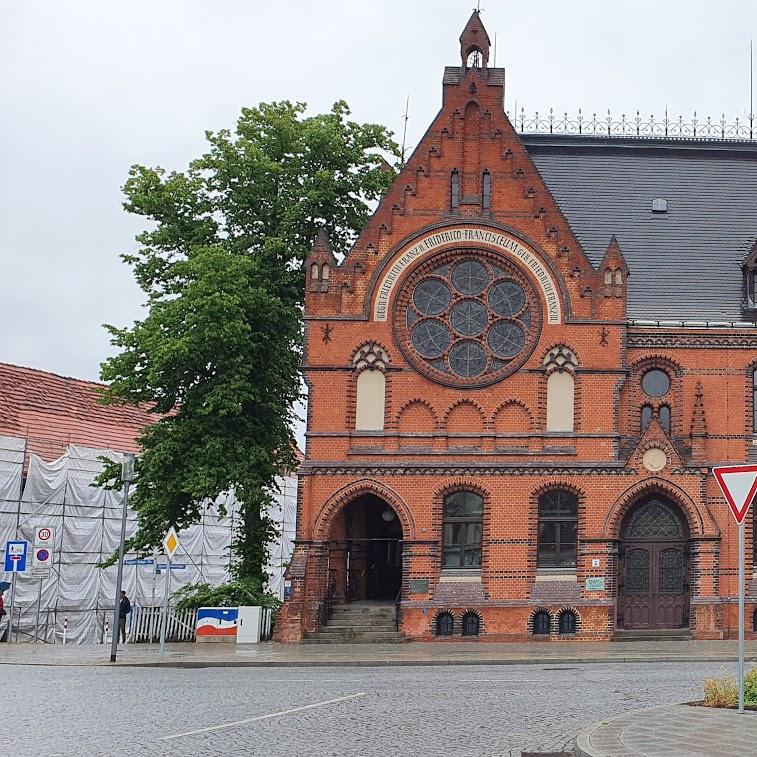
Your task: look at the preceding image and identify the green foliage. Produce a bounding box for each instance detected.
[99,101,398,585]
[703,672,738,707]
[173,581,281,612]
[744,667,757,705]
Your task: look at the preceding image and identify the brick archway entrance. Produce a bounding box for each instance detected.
[328,494,403,603]
[618,495,690,630]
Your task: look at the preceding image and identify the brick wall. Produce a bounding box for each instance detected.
[274,21,752,643]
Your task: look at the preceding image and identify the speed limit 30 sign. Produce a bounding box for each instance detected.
[35,527,54,544]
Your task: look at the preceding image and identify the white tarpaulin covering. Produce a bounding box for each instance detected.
[0,438,297,644]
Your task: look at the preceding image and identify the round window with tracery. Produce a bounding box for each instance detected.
[394,249,542,387]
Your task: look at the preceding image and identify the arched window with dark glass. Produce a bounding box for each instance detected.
[532,610,551,635]
[462,611,480,636]
[659,405,671,434]
[753,608,757,633]
[450,169,460,209]
[442,491,483,569]
[482,170,491,209]
[537,490,578,569]
[435,611,454,636]
[753,369,757,432]
[558,610,577,635]
[641,404,653,431]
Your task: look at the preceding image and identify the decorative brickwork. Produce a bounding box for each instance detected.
[274,12,756,644]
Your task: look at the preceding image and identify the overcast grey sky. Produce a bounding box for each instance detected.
[2,0,756,384]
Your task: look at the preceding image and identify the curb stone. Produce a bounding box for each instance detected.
[1,654,756,669]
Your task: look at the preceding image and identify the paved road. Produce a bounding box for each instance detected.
[0,661,734,756]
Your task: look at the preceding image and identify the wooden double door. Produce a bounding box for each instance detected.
[619,540,689,629]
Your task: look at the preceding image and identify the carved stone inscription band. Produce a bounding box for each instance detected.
[373,226,562,324]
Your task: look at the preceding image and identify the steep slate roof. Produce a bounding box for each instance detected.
[0,363,154,459]
[523,134,757,322]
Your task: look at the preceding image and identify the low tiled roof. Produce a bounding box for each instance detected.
[0,362,305,465]
[0,363,154,459]
[525,134,757,322]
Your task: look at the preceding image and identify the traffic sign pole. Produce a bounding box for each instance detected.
[110,453,135,663]
[159,553,170,658]
[7,572,17,644]
[739,518,745,714]
[712,464,757,714]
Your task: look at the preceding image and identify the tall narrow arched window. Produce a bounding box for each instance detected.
[352,343,389,431]
[537,490,578,569]
[641,404,653,431]
[310,263,320,280]
[442,491,483,569]
[321,263,330,281]
[355,370,385,431]
[451,169,460,209]
[604,268,612,285]
[482,170,491,209]
[753,369,757,432]
[544,347,577,433]
[546,372,575,432]
[659,405,671,434]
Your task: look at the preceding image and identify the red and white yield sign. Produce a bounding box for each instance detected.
[713,464,757,524]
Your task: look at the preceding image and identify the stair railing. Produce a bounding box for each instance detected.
[394,586,402,632]
[320,577,336,627]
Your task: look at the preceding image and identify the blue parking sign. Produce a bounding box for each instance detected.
[4,541,28,572]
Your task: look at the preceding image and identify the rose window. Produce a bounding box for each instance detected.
[394,249,542,387]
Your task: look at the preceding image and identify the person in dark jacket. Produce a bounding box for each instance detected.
[118,590,131,643]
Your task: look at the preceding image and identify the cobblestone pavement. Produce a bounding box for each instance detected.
[0,661,735,756]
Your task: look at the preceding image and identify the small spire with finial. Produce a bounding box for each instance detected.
[460,9,491,69]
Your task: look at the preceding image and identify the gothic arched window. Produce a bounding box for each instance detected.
[462,612,480,636]
[532,610,551,635]
[538,490,578,569]
[558,610,577,635]
[543,347,577,432]
[435,612,454,636]
[442,491,483,569]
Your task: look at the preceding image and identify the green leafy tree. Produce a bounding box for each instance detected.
[99,101,398,590]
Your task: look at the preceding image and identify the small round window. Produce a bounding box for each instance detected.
[642,369,670,397]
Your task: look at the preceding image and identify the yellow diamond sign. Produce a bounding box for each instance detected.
[163,526,180,559]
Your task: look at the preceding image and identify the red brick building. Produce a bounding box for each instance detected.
[276,12,757,642]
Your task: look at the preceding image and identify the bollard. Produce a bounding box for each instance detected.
[62,616,68,646]
[104,618,109,644]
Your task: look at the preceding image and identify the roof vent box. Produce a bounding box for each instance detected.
[652,198,668,213]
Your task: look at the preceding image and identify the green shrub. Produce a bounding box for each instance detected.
[173,580,281,613]
[744,668,757,705]
[703,673,738,707]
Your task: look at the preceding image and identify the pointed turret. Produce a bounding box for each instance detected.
[306,229,337,294]
[460,10,491,68]
[599,236,629,286]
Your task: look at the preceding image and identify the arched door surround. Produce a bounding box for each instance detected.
[325,493,403,602]
[618,496,690,630]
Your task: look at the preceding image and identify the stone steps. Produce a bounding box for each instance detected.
[306,602,409,644]
[613,629,692,642]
